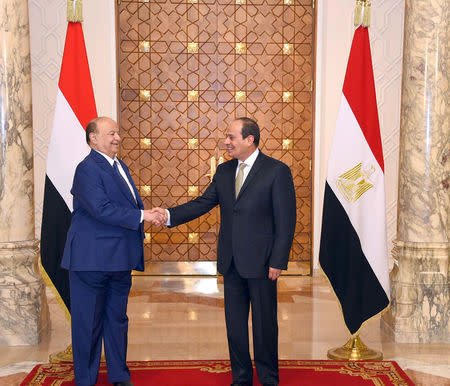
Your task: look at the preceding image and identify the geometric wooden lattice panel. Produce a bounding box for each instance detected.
[118,0,314,266]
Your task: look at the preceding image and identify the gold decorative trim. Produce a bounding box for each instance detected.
[235,91,246,102]
[327,335,382,360]
[39,256,71,323]
[139,41,150,53]
[144,233,151,244]
[284,0,293,4]
[283,43,293,54]
[140,138,151,149]
[188,138,199,149]
[335,162,375,203]
[67,0,83,22]
[49,344,73,363]
[236,0,246,4]
[282,91,293,102]
[140,185,151,196]
[188,233,199,243]
[188,186,199,197]
[187,42,199,53]
[362,1,371,27]
[282,139,293,150]
[188,90,199,101]
[139,90,151,101]
[235,43,246,54]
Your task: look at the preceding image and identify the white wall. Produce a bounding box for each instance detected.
[29,0,117,236]
[313,0,405,269]
[29,1,404,269]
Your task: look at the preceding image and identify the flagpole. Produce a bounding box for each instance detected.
[48,0,84,364]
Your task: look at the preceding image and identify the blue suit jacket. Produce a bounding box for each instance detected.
[62,149,145,272]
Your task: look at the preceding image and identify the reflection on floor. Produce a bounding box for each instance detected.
[0,274,449,385]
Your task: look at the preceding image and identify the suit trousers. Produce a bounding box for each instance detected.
[224,261,279,385]
[70,270,132,386]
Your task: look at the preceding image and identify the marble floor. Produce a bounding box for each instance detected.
[0,273,449,385]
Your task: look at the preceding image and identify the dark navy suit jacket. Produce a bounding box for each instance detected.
[62,149,145,272]
[169,151,297,278]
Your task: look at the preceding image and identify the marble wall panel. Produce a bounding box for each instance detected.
[397,0,449,243]
[0,0,35,242]
[0,240,49,345]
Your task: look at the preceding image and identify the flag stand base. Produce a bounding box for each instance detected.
[327,335,383,360]
[49,344,73,363]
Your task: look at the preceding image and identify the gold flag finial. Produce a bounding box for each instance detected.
[354,0,363,27]
[362,1,371,27]
[67,0,83,22]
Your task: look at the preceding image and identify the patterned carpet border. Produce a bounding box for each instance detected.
[21,359,415,385]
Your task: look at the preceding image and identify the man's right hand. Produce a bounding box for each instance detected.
[143,209,166,226]
[151,207,168,225]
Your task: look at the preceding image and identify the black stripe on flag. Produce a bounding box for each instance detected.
[319,182,389,334]
[40,175,71,312]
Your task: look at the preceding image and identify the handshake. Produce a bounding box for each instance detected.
[143,207,167,227]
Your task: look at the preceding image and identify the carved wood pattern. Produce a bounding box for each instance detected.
[118,0,314,264]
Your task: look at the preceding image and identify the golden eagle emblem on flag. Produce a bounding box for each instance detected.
[336,162,375,203]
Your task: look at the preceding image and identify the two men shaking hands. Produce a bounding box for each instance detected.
[62,116,296,386]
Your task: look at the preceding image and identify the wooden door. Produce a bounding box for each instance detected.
[118,0,314,271]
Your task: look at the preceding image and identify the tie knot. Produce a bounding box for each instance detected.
[239,163,246,170]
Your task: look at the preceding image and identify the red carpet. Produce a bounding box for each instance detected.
[21,360,414,385]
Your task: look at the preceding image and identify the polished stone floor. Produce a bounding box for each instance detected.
[0,274,449,385]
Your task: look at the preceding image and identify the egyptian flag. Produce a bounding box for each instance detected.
[319,26,390,335]
[40,21,97,315]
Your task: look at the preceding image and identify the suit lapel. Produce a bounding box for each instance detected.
[235,151,265,201]
[227,159,239,201]
[90,150,138,207]
[120,159,144,209]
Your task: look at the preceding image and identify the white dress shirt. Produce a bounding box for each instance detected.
[94,150,143,222]
[235,148,259,183]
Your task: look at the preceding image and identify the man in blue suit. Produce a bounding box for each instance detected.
[62,117,163,386]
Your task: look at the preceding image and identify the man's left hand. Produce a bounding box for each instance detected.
[268,267,282,281]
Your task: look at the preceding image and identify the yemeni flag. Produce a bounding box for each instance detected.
[40,21,97,315]
[319,26,390,335]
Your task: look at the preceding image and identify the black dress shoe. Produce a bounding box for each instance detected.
[114,381,133,386]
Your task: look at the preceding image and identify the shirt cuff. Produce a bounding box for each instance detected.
[165,209,171,226]
[140,210,144,223]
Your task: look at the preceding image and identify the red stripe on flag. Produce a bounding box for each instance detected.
[343,27,384,172]
[59,22,97,130]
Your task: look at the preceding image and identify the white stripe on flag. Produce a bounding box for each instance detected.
[46,88,90,212]
[327,95,390,297]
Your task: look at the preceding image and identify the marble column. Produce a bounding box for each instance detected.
[0,0,49,345]
[381,0,449,343]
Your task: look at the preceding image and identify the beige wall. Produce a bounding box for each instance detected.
[29,0,405,269]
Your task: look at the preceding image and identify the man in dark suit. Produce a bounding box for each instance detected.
[61,117,163,386]
[153,117,296,386]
